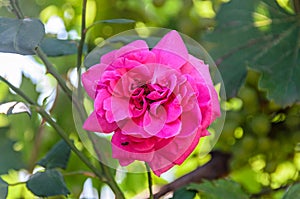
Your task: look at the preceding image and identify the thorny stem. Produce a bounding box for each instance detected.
[8,1,125,198]
[145,163,154,199]
[0,75,105,183]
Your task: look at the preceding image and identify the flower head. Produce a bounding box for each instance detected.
[82,30,220,176]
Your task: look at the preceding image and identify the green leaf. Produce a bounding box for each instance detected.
[95,19,135,24]
[204,0,300,106]
[0,177,8,198]
[0,127,24,174]
[172,187,197,199]
[40,38,78,57]
[188,179,249,199]
[0,17,45,55]
[282,183,300,199]
[26,169,70,197]
[37,140,71,170]
[0,101,31,116]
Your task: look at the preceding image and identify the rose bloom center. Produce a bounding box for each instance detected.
[129,83,173,127]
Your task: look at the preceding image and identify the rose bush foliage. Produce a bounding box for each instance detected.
[82,31,220,176]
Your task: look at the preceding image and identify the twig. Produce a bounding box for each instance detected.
[153,151,231,199]
[62,170,97,178]
[294,0,300,14]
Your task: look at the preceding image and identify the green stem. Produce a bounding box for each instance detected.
[35,46,90,132]
[0,75,106,182]
[35,47,73,102]
[9,0,24,19]
[77,0,87,70]
[75,0,87,121]
[0,76,35,105]
[8,1,125,198]
[145,163,154,199]
[75,1,125,198]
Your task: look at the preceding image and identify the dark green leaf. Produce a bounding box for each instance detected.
[40,38,78,57]
[0,177,8,198]
[26,169,70,197]
[37,140,71,170]
[172,187,197,199]
[0,101,31,116]
[0,127,24,174]
[0,17,45,55]
[283,183,300,199]
[204,0,300,106]
[188,179,249,199]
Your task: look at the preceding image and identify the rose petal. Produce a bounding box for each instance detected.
[82,63,107,99]
[149,128,205,176]
[155,119,181,138]
[165,100,182,123]
[101,40,149,65]
[179,105,202,137]
[197,83,221,129]
[101,49,118,65]
[83,111,101,132]
[116,40,149,58]
[187,55,213,85]
[83,111,117,133]
[94,89,110,116]
[143,105,166,136]
[110,96,131,122]
[121,118,149,137]
[111,130,154,163]
[152,30,188,69]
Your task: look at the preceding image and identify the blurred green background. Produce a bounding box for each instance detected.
[0,0,299,198]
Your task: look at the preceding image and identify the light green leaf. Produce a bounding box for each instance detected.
[282,183,300,199]
[26,169,70,197]
[40,38,78,57]
[188,179,249,199]
[0,101,31,116]
[204,0,300,106]
[0,177,8,198]
[37,140,71,170]
[0,17,45,55]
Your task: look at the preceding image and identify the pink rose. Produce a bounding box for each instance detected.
[82,30,220,176]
